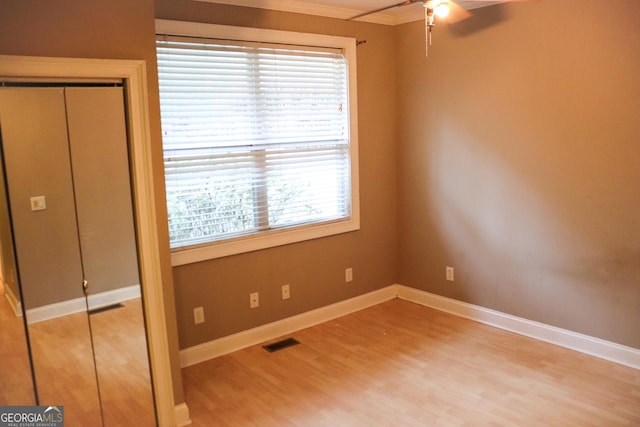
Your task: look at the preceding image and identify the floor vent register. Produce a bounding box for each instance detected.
[263,337,300,353]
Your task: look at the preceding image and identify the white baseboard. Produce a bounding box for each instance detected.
[174,402,191,426]
[180,286,398,367]
[3,282,23,317]
[179,284,640,371]
[25,284,141,324]
[395,284,640,370]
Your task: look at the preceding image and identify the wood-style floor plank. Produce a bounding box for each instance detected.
[182,299,640,426]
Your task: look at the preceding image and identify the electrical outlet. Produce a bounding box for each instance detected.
[250,292,260,308]
[281,284,290,300]
[345,267,353,283]
[446,266,455,282]
[193,306,205,324]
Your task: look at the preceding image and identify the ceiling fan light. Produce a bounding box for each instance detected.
[434,1,450,17]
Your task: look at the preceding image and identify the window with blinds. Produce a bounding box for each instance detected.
[156,22,359,264]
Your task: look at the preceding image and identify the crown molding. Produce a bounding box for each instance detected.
[194,0,516,26]
[194,0,425,25]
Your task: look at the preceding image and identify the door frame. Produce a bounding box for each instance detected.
[0,55,176,426]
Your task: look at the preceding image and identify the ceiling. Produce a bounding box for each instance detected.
[195,0,507,25]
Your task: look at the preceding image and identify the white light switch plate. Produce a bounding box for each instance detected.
[30,196,46,211]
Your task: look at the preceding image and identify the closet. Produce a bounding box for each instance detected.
[0,85,156,425]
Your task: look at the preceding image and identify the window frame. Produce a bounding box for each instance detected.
[155,20,360,266]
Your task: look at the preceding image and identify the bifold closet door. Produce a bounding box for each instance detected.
[0,87,103,425]
[0,87,156,426]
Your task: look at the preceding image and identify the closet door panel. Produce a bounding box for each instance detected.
[0,89,35,406]
[65,87,156,426]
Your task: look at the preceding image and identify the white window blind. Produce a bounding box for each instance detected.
[156,35,353,252]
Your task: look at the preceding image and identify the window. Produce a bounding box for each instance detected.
[156,21,359,265]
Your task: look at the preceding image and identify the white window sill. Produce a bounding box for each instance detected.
[170,217,359,266]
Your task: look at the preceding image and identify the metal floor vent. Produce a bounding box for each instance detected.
[88,302,125,315]
[263,337,300,353]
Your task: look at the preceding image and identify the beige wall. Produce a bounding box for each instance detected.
[0,0,184,403]
[155,1,398,349]
[396,0,640,348]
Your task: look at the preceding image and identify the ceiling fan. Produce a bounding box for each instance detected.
[348,0,536,56]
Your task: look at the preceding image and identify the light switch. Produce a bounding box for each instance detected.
[30,196,46,211]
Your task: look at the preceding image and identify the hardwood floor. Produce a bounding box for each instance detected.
[88,298,157,426]
[29,309,104,425]
[4,296,155,426]
[28,298,156,426]
[182,299,640,426]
